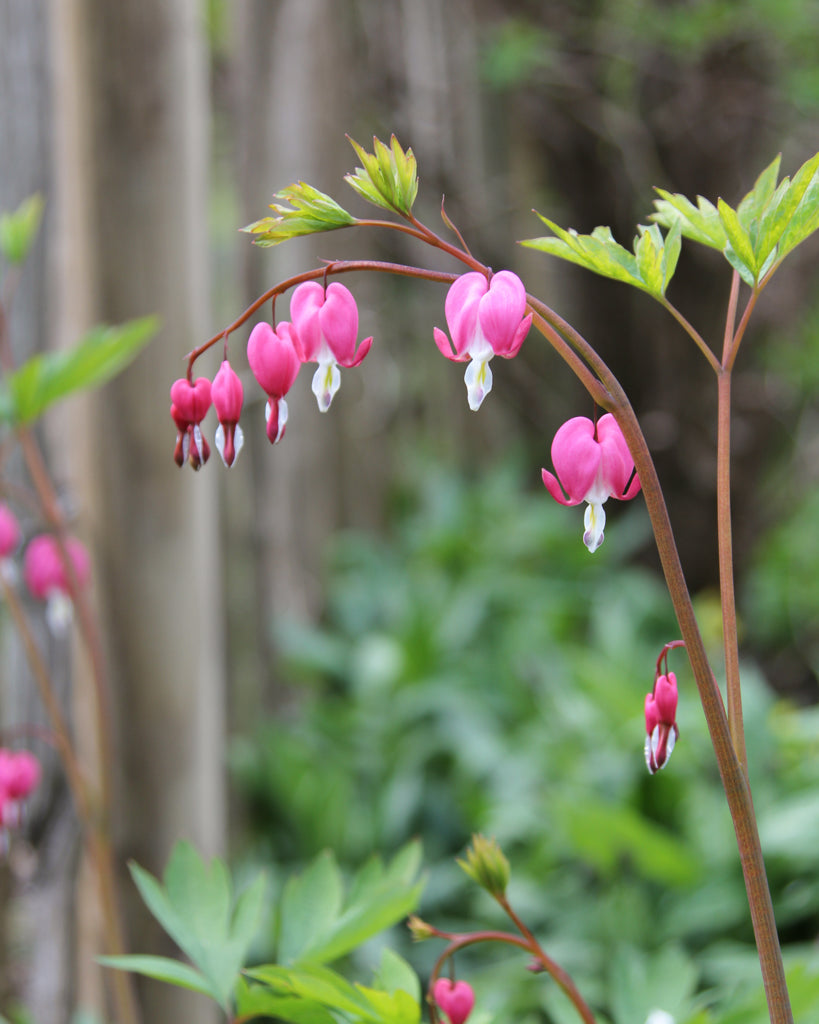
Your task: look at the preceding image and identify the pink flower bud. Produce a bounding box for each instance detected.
[645,672,679,774]
[541,414,641,552]
[433,979,475,1024]
[247,321,302,444]
[169,377,212,469]
[289,282,372,412]
[211,360,245,467]
[433,270,532,410]
[0,504,20,559]
[0,749,41,830]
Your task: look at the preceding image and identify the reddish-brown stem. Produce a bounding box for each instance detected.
[660,297,722,374]
[186,260,462,365]
[429,929,597,1024]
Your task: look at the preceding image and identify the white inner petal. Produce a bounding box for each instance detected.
[312,362,341,412]
[464,357,493,411]
[582,501,606,553]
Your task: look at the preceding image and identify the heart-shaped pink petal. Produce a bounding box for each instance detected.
[432,979,475,1024]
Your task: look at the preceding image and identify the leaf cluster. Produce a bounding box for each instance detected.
[103,841,424,1023]
[652,152,819,286]
[242,182,356,248]
[522,218,681,297]
[344,135,419,216]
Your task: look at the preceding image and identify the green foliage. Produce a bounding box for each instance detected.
[242,182,356,247]
[101,841,267,1010]
[345,136,419,217]
[105,842,424,1021]
[0,317,158,427]
[653,152,819,286]
[521,218,681,297]
[0,194,44,266]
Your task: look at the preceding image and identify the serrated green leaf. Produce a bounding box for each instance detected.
[242,182,356,246]
[98,955,218,1002]
[277,850,344,965]
[651,191,726,249]
[737,154,781,242]
[718,198,757,277]
[775,155,819,262]
[344,135,419,215]
[2,317,157,427]
[523,216,679,296]
[755,152,819,269]
[0,194,44,265]
[723,240,757,286]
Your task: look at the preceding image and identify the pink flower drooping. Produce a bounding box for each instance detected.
[247,321,301,444]
[170,376,212,469]
[433,270,532,410]
[289,282,372,412]
[0,749,41,830]
[0,504,20,582]
[211,360,245,466]
[541,413,641,552]
[644,672,679,774]
[433,979,475,1024]
[24,534,91,632]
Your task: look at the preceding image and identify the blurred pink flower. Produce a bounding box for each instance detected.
[170,376,212,469]
[24,534,91,632]
[433,979,475,1024]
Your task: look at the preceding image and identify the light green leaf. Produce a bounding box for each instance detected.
[651,190,726,249]
[287,844,424,966]
[235,977,339,1024]
[98,955,217,1002]
[0,194,44,265]
[737,154,781,241]
[522,216,679,296]
[126,843,266,1012]
[277,850,344,965]
[246,964,381,1022]
[609,945,699,1024]
[371,948,421,1005]
[345,135,419,215]
[242,182,356,246]
[718,199,756,278]
[1,317,157,427]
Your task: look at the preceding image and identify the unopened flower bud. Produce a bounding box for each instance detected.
[407,915,435,941]
[456,833,510,897]
[212,360,245,467]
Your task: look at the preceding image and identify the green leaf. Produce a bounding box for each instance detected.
[522,216,679,297]
[242,182,356,246]
[277,851,344,965]
[126,843,266,1012]
[651,190,726,249]
[98,955,217,1001]
[0,317,158,427]
[246,965,381,1022]
[280,844,424,967]
[371,948,421,1005]
[235,977,339,1024]
[344,135,419,216]
[718,199,756,281]
[608,945,699,1024]
[0,194,44,265]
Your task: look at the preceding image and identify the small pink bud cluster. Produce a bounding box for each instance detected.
[432,979,475,1024]
[541,413,641,552]
[645,671,679,774]
[171,280,374,467]
[0,748,41,830]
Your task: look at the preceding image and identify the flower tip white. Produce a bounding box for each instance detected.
[45,591,74,634]
[582,502,606,553]
[464,358,493,411]
[312,363,341,413]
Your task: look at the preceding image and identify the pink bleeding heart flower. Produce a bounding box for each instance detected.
[24,534,91,632]
[247,321,301,444]
[211,360,245,466]
[432,979,475,1024]
[0,749,41,830]
[0,504,20,559]
[644,672,679,774]
[170,376,212,469]
[541,413,641,553]
[289,281,372,412]
[433,270,532,411]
